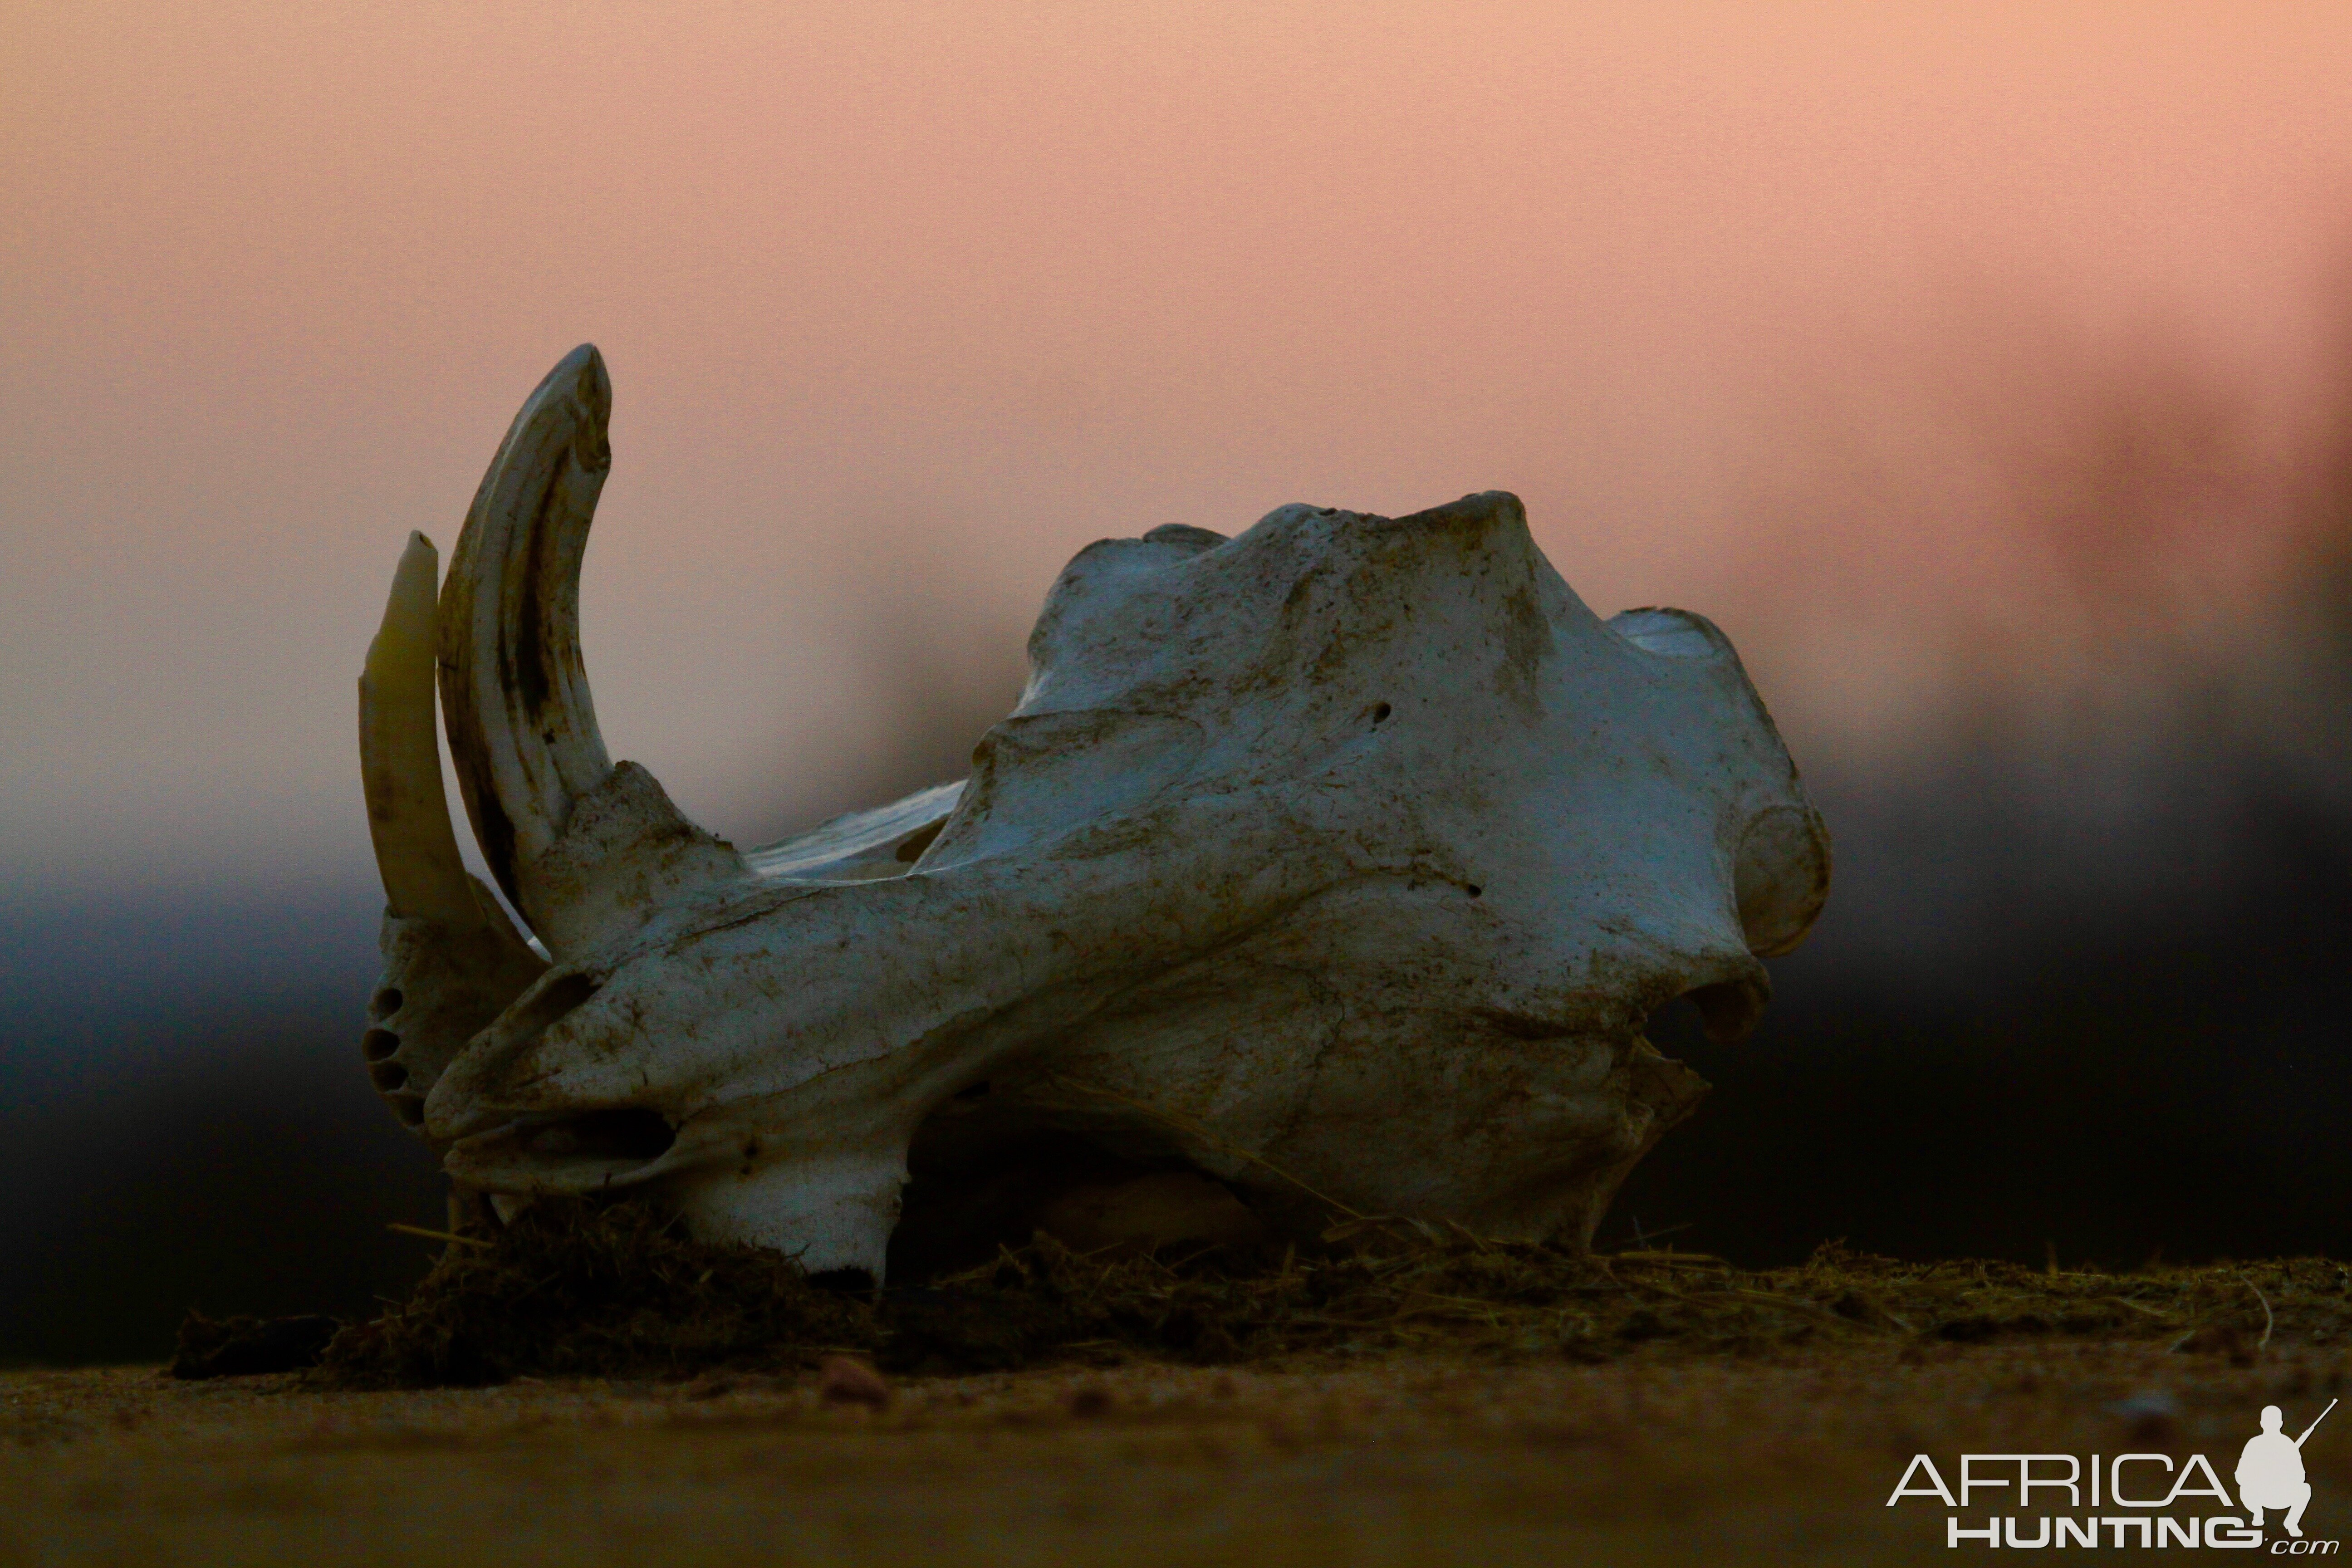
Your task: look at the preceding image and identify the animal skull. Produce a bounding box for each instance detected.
[358,345,1829,1280]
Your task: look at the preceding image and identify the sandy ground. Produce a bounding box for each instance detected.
[2,1341,2345,1566]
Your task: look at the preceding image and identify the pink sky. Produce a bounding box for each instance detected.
[6,3,2352,896]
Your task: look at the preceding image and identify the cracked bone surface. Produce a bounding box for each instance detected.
[359,344,1830,1279]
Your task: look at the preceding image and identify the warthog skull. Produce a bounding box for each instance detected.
[358,345,1829,1279]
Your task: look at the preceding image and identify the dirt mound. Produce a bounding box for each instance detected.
[319,1200,881,1386]
[314,1198,2352,1388]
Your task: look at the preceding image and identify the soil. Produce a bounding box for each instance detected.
[5,1337,2347,1565]
[8,1212,2351,1565]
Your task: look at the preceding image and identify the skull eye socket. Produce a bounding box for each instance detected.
[368,987,403,1020]
[370,1058,410,1091]
[362,1028,400,1063]
[518,1108,675,1162]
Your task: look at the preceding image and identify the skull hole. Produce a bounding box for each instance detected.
[1642,976,1769,1049]
[1690,977,1767,1044]
[505,970,601,1047]
[370,1058,409,1092]
[1371,701,1392,724]
[362,1027,400,1063]
[516,1108,675,1162]
[894,819,946,863]
[393,1096,426,1128]
[368,987,403,1020]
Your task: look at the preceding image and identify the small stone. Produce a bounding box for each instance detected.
[818,1356,890,1409]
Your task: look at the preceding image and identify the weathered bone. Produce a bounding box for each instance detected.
[359,346,1830,1278]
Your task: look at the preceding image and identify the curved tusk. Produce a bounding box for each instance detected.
[360,531,480,927]
[437,344,619,926]
[437,345,742,956]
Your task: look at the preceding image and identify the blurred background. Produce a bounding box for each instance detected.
[4,2,2349,1363]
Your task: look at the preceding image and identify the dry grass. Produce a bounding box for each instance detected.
[314,1196,2352,1387]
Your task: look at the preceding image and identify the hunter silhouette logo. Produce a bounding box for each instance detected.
[2241,1400,2335,1539]
[1886,1397,2339,1549]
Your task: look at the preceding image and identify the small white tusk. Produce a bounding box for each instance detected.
[360,531,482,927]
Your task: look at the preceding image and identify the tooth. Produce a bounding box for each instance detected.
[360,531,481,926]
[435,344,617,920]
[434,345,741,957]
